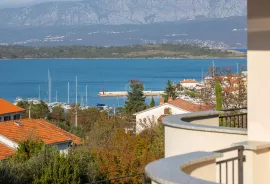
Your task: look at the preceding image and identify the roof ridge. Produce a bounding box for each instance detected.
[35,119,72,142]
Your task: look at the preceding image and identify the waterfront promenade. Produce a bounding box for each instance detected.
[98,91,164,97]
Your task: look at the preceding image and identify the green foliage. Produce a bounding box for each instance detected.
[1,140,98,184]
[50,105,65,122]
[163,80,177,102]
[17,101,50,119]
[15,139,45,162]
[0,44,245,59]
[124,80,147,115]
[150,97,155,107]
[215,80,223,110]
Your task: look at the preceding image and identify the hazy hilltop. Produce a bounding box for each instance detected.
[0,0,246,27]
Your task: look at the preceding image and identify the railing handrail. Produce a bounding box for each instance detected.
[215,145,245,153]
[222,107,247,112]
[215,146,245,184]
[219,113,247,118]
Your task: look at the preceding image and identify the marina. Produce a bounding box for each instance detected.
[0,58,247,107]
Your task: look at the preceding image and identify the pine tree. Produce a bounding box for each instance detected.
[124,80,147,115]
[163,80,177,102]
[150,96,155,107]
[215,80,222,110]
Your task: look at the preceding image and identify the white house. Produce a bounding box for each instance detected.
[134,97,211,134]
[180,79,199,89]
[0,98,25,122]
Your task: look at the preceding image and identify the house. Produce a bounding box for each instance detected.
[0,118,82,160]
[134,97,211,134]
[180,79,199,89]
[0,98,25,122]
[145,2,270,184]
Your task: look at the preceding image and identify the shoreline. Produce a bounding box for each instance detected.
[0,57,247,61]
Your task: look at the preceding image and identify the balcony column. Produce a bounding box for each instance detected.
[248,0,270,141]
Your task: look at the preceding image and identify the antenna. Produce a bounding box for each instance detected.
[75,76,78,127]
[68,82,70,105]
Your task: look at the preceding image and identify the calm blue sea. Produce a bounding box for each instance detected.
[0,58,247,107]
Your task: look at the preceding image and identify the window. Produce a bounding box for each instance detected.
[4,116,11,121]
[0,117,2,122]
[13,114,21,120]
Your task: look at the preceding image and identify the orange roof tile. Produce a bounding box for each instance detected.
[181,79,199,84]
[0,143,15,160]
[0,98,25,115]
[168,98,212,112]
[0,119,82,145]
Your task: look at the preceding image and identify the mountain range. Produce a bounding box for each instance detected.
[0,0,247,48]
[0,0,246,27]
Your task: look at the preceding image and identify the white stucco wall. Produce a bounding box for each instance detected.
[165,126,248,157]
[181,83,198,89]
[135,104,188,134]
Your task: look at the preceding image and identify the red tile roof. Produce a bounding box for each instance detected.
[168,98,212,112]
[181,79,199,84]
[0,143,15,160]
[0,119,82,145]
[0,98,25,115]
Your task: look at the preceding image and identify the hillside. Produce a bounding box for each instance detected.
[0,44,246,59]
[0,0,246,27]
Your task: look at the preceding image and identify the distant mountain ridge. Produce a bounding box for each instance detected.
[0,0,246,27]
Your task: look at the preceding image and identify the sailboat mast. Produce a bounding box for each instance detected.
[86,85,88,106]
[201,68,204,82]
[68,82,70,105]
[48,70,51,104]
[212,60,215,77]
[56,91,58,102]
[75,76,78,127]
[237,63,239,74]
[39,85,41,100]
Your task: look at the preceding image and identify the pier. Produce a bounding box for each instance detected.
[98,91,164,97]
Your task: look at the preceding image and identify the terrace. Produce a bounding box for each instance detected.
[144,0,270,183]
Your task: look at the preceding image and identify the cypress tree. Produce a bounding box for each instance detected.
[163,80,177,102]
[215,80,222,110]
[150,97,155,107]
[124,80,147,115]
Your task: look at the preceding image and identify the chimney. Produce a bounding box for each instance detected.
[168,96,173,102]
[160,97,165,105]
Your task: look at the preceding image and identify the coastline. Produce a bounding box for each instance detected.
[0,56,247,61]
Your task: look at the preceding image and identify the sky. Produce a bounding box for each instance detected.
[0,0,77,8]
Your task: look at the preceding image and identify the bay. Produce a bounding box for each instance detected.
[0,58,247,107]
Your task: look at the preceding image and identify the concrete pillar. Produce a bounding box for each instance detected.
[248,0,270,141]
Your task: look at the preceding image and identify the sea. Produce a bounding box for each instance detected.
[0,58,247,107]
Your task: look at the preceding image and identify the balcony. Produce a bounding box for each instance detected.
[145,110,270,184]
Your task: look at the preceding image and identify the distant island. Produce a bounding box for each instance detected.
[0,44,246,59]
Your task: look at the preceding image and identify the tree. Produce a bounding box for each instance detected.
[163,80,177,102]
[124,80,147,115]
[150,97,155,107]
[215,80,222,110]
[17,101,50,119]
[200,66,247,109]
[50,105,65,122]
